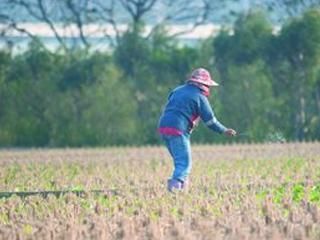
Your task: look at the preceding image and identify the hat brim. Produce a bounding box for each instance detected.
[198,79,219,87]
[208,80,219,87]
[190,77,219,87]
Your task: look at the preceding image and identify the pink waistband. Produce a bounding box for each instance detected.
[158,127,183,136]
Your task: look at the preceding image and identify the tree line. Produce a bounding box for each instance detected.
[0,9,319,147]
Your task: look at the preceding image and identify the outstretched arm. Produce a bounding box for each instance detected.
[199,95,236,136]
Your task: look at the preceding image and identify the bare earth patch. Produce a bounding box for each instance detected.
[0,142,320,239]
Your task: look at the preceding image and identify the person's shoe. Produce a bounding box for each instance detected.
[167,179,183,192]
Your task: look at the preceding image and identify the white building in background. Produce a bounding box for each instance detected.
[0,23,225,53]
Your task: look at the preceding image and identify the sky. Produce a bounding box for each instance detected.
[0,0,317,53]
[1,0,273,24]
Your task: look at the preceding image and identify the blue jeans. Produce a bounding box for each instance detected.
[161,133,192,182]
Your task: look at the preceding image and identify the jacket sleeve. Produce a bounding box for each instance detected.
[199,95,227,134]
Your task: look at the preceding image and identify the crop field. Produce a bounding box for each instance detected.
[0,142,320,240]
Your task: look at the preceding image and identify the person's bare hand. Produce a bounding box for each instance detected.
[224,128,237,137]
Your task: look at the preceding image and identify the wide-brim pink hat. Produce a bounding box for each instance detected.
[188,68,219,86]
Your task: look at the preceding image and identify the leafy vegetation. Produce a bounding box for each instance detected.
[0,10,320,147]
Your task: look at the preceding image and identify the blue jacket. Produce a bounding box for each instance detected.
[158,83,227,135]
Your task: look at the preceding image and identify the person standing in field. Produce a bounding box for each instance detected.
[158,68,237,192]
